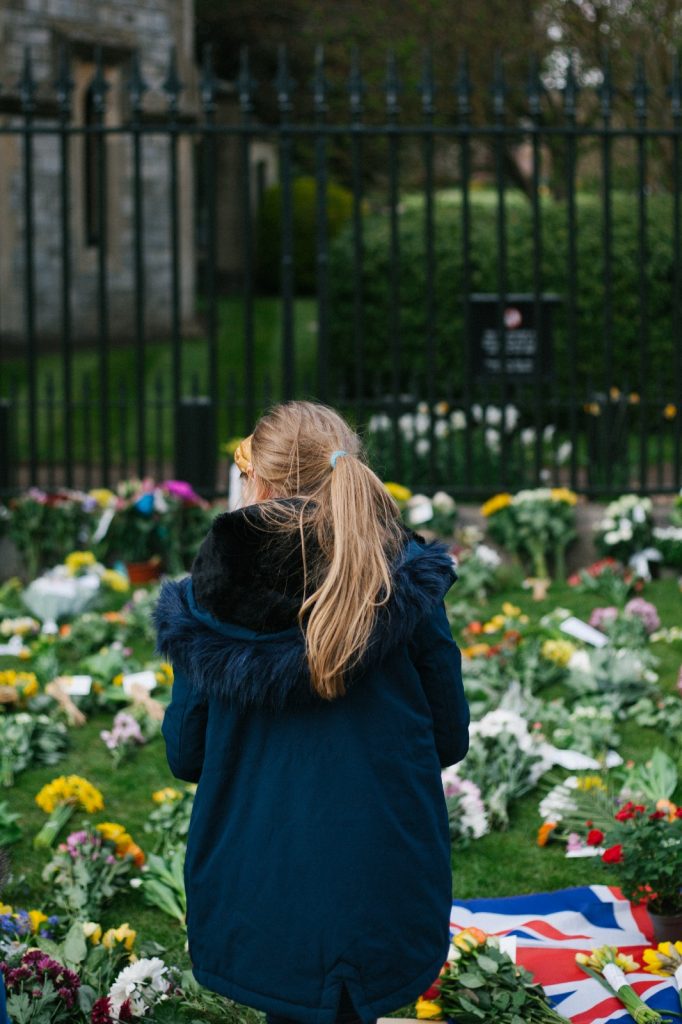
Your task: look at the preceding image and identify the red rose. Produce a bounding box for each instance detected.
[615,802,636,821]
[649,811,667,820]
[587,829,604,846]
[602,844,624,864]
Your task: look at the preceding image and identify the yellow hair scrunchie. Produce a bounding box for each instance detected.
[234,435,253,476]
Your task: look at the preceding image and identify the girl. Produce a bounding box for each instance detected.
[155,401,469,1024]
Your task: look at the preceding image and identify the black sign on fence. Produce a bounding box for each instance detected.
[471,293,560,381]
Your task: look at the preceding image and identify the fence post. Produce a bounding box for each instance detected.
[0,400,17,494]
[174,396,217,496]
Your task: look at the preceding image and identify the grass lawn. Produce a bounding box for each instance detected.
[3,296,318,464]
[1,576,681,1018]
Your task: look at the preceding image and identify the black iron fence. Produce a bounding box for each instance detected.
[1,44,681,498]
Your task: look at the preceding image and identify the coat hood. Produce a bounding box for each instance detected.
[154,502,457,712]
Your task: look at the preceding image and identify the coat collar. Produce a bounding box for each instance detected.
[154,502,457,711]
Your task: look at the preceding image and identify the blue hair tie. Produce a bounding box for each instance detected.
[330,450,348,468]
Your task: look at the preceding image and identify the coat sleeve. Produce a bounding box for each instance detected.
[408,601,470,769]
[162,667,208,783]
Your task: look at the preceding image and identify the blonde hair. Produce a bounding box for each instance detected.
[249,401,404,700]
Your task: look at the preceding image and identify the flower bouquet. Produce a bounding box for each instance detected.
[1,949,81,1023]
[41,825,143,919]
[595,494,660,577]
[417,926,567,1022]
[576,946,674,1023]
[481,488,577,584]
[33,775,104,848]
[643,941,682,1009]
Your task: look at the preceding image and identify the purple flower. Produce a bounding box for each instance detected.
[624,596,660,634]
[162,478,201,503]
[588,606,619,632]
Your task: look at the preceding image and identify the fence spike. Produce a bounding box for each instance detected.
[632,54,648,120]
[312,44,328,115]
[455,50,472,119]
[598,48,613,119]
[90,46,109,115]
[18,46,36,112]
[384,50,401,117]
[348,46,365,116]
[562,52,579,118]
[54,42,74,116]
[128,51,148,117]
[420,48,435,116]
[491,50,507,118]
[669,52,682,120]
[163,46,184,114]
[200,43,217,114]
[237,45,254,114]
[526,53,542,118]
[274,44,294,115]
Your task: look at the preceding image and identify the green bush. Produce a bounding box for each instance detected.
[327,190,677,400]
[256,176,354,293]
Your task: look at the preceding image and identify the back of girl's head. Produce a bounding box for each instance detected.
[248,401,404,700]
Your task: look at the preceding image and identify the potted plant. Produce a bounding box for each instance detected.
[602,803,682,943]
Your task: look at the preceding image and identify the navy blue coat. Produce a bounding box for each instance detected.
[155,506,469,1024]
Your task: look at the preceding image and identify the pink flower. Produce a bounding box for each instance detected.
[624,597,660,635]
[588,606,618,631]
[162,479,201,504]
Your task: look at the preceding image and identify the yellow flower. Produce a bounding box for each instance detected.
[89,489,116,508]
[434,401,449,416]
[502,602,521,618]
[82,922,102,944]
[461,643,490,659]
[415,998,444,1020]
[583,402,601,416]
[541,639,576,667]
[0,903,12,915]
[576,775,606,792]
[609,386,621,400]
[64,551,97,575]
[152,787,181,804]
[112,673,124,687]
[480,493,512,517]
[101,569,129,593]
[384,482,412,503]
[577,946,639,973]
[102,922,137,952]
[629,392,640,404]
[642,941,682,976]
[551,487,578,506]
[663,403,677,420]
[154,662,174,686]
[35,775,104,815]
[28,910,48,933]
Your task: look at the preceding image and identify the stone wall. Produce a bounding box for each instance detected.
[0,0,198,344]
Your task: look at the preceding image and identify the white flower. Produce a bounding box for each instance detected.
[82,921,101,938]
[471,403,483,422]
[485,405,502,426]
[450,410,467,430]
[129,877,143,889]
[434,419,449,439]
[543,424,556,441]
[504,404,520,431]
[556,441,572,464]
[568,649,592,674]
[432,491,456,514]
[414,412,430,436]
[473,544,501,568]
[108,957,170,1019]
[406,495,433,525]
[398,413,415,440]
[520,428,536,446]
[368,413,391,433]
[417,401,429,415]
[604,530,620,546]
[415,439,430,456]
[485,428,500,452]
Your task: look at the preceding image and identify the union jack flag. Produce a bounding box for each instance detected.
[451,885,681,1024]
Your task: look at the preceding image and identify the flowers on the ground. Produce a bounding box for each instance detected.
[100,712,146,767]
[1,949,81,1020]
[107,956,170,1020]
[34,775,104,848]
[576,945,664,1023]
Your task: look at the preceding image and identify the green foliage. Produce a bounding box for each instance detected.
[328,190,679,399]
[605,806,682,915]
[256,175,354,293]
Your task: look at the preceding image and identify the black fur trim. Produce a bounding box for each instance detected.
[154,540,456,712]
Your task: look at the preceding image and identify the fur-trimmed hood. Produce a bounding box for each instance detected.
[154,503,457,712]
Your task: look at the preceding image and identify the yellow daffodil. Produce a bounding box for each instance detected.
[551,487,578,505]
[576,776,606,792]
[415,998,444,1020]
[541,639,576,667]
[152,787,181,804]
[0,902,12,915]
[35,775,104,815]
[64,551,97,575]
[480,493,512,517]
[576,946,639,973]
[28,910,48,933]
[384,482,412,503]
[461,643,490,659]
[89,488,117,508]
[102,922,136,952]
[154,662,174,686]
[642,941,682,976]
[112,674,124,687]
[663,403,677,420]
[502,602,521,618]
[82,921,102,944]
[101,569,129,593]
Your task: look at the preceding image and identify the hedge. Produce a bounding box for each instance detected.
[327,190,678,400]
[256,176,354,293]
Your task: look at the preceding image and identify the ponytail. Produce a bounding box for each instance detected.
[249,402,404,699]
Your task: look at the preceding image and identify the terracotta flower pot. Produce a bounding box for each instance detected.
[126,559,162,585]
[648,909,682,944]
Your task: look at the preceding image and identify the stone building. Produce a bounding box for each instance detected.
[0,0,199,345]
